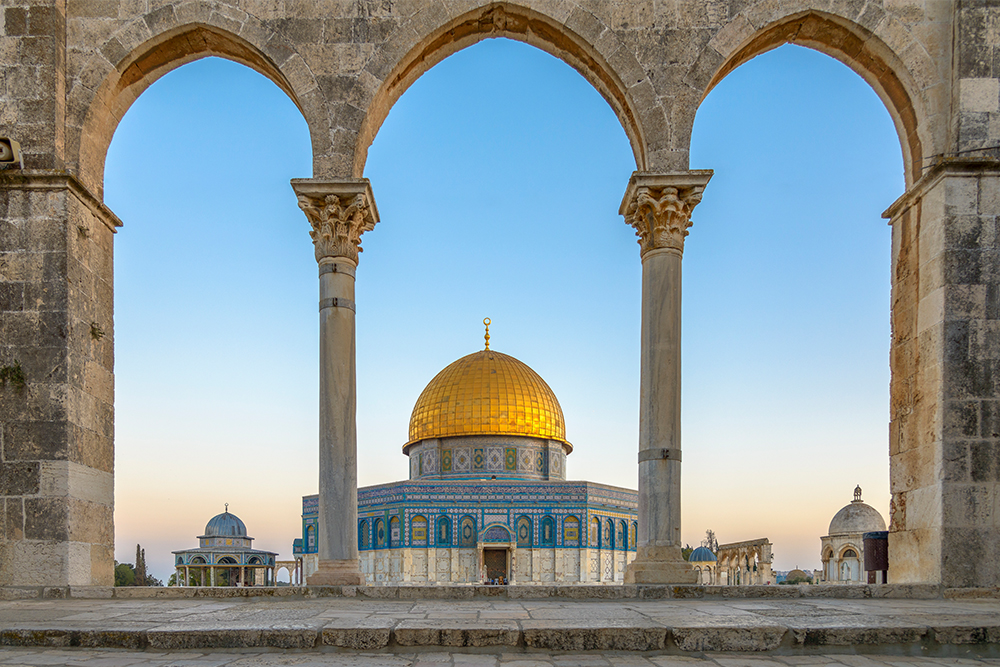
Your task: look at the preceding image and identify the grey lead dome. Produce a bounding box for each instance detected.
[202,511,248,538]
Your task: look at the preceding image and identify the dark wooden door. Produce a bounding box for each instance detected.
[484,549,506,581]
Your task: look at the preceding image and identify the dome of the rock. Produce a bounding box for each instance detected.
[405,348,570,451]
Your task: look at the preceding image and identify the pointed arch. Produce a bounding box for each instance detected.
[692,8,938,186]
[352,2,648,177]
[70,7,323,197]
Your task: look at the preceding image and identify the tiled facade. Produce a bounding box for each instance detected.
[295,479,637,584]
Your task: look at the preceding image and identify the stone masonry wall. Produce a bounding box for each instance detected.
[0,173,118,587]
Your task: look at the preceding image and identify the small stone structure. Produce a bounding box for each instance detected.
[172,507,277,586]
[716,539,774,586]
[0,0,997,589]
[818,486,887,585]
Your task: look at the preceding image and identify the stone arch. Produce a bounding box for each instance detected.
[690,6,938,187]
[70,4,324,197]
[351,1,649,177]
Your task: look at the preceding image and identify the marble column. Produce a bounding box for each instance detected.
[620,171,712,584]
[292,178,379,586]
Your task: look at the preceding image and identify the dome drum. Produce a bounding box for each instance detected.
[407,435,569,481]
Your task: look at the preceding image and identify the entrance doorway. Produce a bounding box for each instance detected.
[483,549,508,583]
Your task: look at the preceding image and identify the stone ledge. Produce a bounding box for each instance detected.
[0,583,951,600]
[5,623,1000,653]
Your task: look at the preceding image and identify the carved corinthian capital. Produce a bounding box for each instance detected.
[619,171,713,257]
[292,179,380,263]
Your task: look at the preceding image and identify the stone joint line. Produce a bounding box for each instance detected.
[319,263,357,279]
[320,298,356,312]
[638,448,682,462]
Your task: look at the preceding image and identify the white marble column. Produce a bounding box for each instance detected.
[620,171,712,584]
[292,178,379,586]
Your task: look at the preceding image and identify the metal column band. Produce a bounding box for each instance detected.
[319,262,357,278]
[319,297,356,312]
[638,448,682,463]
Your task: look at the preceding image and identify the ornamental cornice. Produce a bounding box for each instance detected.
[292,179,379,263]
[619,171,713,257]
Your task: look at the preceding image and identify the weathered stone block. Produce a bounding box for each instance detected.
[671,625,786,652]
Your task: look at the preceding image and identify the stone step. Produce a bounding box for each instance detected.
[1,596,1000,654]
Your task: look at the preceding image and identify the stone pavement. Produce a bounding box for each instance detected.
[1,596,1000,655]
[2,650,1000,667]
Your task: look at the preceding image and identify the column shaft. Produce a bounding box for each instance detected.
[318,258,358,565]
[638,247,683,550]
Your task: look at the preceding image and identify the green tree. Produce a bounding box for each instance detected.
[681,544,693,561]
[134,544,147,586]
[701,529,719,553]
[114,561,135,587]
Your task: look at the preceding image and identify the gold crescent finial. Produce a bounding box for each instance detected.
[484,318,491,350]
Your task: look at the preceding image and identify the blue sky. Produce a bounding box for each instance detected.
[105,39,902,582]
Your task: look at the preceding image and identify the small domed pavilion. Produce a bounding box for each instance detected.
[173,506,278,586]
[687,546,717,584]
[818,486,886,584]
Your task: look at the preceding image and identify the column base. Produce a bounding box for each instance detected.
[306,559,363,586]
[624,546,698,584]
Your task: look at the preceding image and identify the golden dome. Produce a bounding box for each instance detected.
[406,349,570,450]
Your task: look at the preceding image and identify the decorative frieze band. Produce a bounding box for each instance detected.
[292,179,380,264]
[619,171,713,257]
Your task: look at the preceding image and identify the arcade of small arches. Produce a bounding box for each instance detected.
[1,0,995,590]
[687,539,774,586]
[354,515,638,551]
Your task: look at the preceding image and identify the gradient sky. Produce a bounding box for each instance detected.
[104,38,903,583]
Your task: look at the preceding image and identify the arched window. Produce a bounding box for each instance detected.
[412,515,427,546]
[359,520,370,549]
[630,522,637,551]
[541,516,555,546]
[617,520,626,550]
[843,549,857,558]
[604,518,614,549]
[517,516,532,547]
[437,516,451,546]
[589,517,600,547]
[564,516,579,546]
[460,516,476,547]
[375,518,386,548]
[389,516,400,547]
[306,524,316,551]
